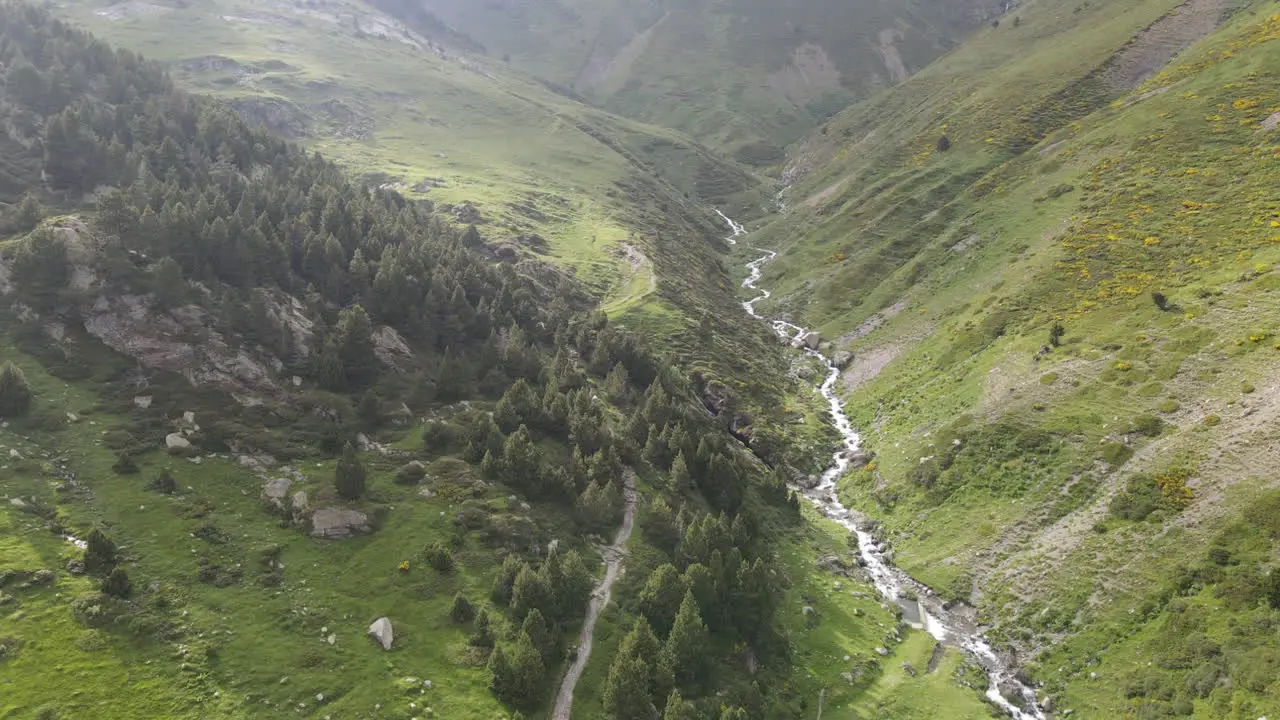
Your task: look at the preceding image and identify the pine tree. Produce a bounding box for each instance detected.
[0,363,34,418]
[491,555,524,604]
[604,653,655,720]
[494,378,541,433]
[662,591,709,687]
[639,564,688,636]
[489,631,545,706]
[511,564,551,619]
[334,442,367,500]
[520,608,554,663]
[670,453,692,493]
[101,567,132,598]
[558,550,594,618]
[13,191,43,232]
[469,607,495,647]
[501,425,543,493]
[450,593,475,624]
[83,529,117,574]
[662,690,699,720]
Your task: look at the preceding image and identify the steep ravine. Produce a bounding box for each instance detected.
[728,216,1047,720]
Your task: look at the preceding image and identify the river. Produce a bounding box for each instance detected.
[727,215,1046,720]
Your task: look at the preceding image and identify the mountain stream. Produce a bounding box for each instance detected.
[727,215,1046,720]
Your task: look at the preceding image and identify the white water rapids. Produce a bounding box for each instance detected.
[727,214,1046,719]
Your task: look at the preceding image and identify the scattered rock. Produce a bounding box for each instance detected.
[902,661,917,677]
[832,350,854,369]
[368,617,393,650]
[260,479,292,512]
[291,491,309,513]
[997,679,1030,711]
[792,331,821,350]
[848,449,875,469]
[875,646,890,656]
[309,508,371,539]
[165,433,192,451]
[133,395,153,408]
[815,555,851,576]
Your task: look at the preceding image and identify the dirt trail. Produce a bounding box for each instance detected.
[551,470,638,720]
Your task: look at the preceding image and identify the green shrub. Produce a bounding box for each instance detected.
[150,469,176,494]
[1100,442,1134,466]
[424,542,455,572]
[0,363,33,418]
[1157,399,1181,414]
[1131,414,1165,437]
[111,453,139,475]
[1202,414,1221,427]
[1111,474,1168,521]
[1039,372,1059,385]
[101,567,132,598]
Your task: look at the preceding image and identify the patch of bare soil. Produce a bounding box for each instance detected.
[841,345,903,392]
[1100,0,1227,92]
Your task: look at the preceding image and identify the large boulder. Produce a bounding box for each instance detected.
[797,331,822,350]
[368,617,393,650]
[261,478,292,512]
[165,433,191,452]
[309,508,371,539]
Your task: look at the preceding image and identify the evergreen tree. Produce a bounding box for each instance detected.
[13,192,43,232]
[450,593,476,624]
[670,453,692,493]
[0,363,33,418]
[576,480,621,532]
[333,305,378,388]
[334,442,367,500]
[150,257,186,309]
[639,564,688,636]
[511,564,551,619]
[661,591,710,687]
[470,609,496,648]
[489,631,545,706]
[494,378,541,433]
[501,425,543,493]
[604,653,655,720]
[101,567,132,598]
[83,528,117,574]
[558,550,595,618]
[520,608,554,663]
[492,555,524,605]
[662,690,700,720]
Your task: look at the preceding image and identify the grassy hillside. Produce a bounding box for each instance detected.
[377,0,1008,162]
[51,0,765,313]
[748,0,1280,715]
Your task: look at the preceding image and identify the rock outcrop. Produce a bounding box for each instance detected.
[308,508,371,539]
[367,617,393,650]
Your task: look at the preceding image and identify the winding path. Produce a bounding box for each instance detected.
[551,470,638,720]
[728,211,1046,720]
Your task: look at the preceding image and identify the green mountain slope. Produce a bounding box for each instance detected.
[378,0,1008,160]
[0,6,897,719]
[750,0,1280,715]
[51,0,765,323]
